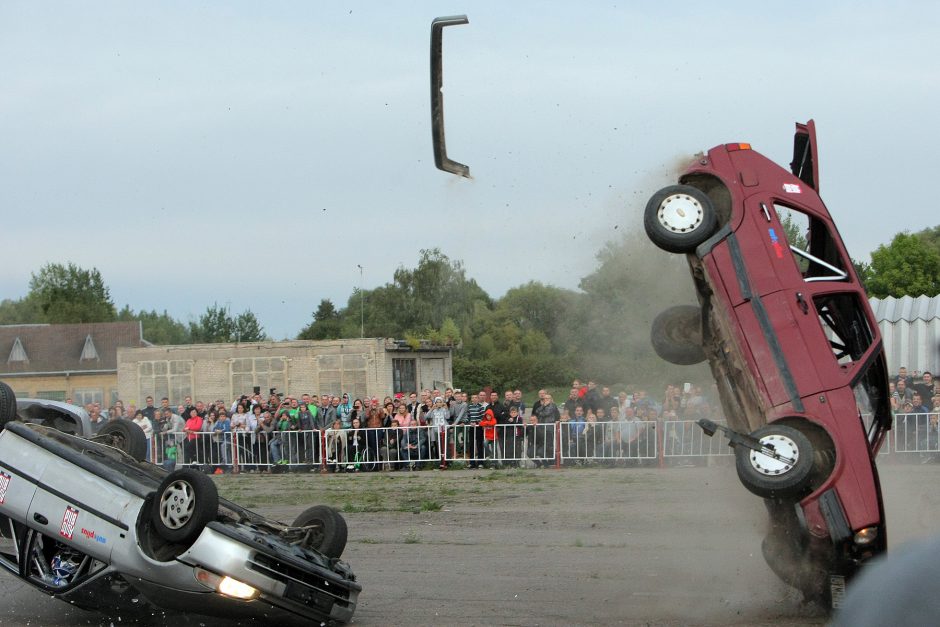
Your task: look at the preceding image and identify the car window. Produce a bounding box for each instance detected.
[851,352,892,448]
[774,204,848,282]
[813,292,873,366]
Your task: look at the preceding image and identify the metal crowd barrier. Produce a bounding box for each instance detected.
[143,413,931,473]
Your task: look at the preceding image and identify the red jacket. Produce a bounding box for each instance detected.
[480,408,497,441]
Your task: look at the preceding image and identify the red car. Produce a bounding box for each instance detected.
[645,121,890,608]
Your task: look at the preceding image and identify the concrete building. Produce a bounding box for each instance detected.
[117,338,453,406]
[0,321,147,406]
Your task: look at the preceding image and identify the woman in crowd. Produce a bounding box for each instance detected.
[132,410,154,462]
[346,416,368,471]
[202,410,218,467]
[324,418,346,472]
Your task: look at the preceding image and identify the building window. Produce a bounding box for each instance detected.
[73,389,104,407]
[392,359,417,395]
[230,357,287,398]
[36,390,66,402]
[138,360,193,406]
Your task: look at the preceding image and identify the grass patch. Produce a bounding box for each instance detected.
[572,538,584,547]
[403,530,421,544]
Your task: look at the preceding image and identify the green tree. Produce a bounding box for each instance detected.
[866,232,940,298]
[234,311,266,342]
[28,262,116,323]
[0,296,42,325]
[189,304,264,343]
[117,306,192,344]
[298,299,343,340]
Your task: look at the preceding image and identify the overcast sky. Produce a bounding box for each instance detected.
[2,2,938,339]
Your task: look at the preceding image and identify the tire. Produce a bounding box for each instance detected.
[735,424,814,500]
[150,469,219,544]
[0,381,16,432]
[644,184,717,253]
[292,505,348,558]
[98,419,148,462]
[650,305,706,365]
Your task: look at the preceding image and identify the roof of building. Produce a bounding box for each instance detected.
[0,321,145,375]
[870,295,940,323]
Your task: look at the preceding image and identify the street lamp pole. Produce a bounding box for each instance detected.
[357,264,364,338]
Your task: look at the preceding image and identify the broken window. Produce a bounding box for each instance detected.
[813,293,873,366]
[774,204,848,282]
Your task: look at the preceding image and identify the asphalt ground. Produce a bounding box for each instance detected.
[1,460,936,626]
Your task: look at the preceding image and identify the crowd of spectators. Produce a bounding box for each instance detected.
[70,378,718,473]
[67,366,940,472]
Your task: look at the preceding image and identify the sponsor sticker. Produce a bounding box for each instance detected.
[783,183,802,194]
[81,527,107,544]
[0,472,10,504]
[60,506,79,540]
[768,228,785,259]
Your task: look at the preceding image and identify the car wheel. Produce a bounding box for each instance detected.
[97,419,148,461]
[644,184,717,253]
[0,381,15,432]
[292,505,348,558]
[151,469,219,544]
[735,425,814,500]
[650,305,706,365]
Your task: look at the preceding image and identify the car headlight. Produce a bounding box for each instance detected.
[854,526,879,545]
[194,567,259,600]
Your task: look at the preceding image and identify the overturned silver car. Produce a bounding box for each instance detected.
[0,382,359,624]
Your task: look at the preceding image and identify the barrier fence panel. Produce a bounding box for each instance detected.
[558,421,658,461]
[892,413,939,455]
[661,420,733,458]
[443,423,558,467]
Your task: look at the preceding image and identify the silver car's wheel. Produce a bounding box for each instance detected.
[150,469,218,544]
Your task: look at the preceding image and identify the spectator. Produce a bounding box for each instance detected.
[479,402,498,467]
[202,411,218,467]
[337,393,352,424]
[525,414,550,467]
[513,390,526,418]
[426,396,450,466]
[534,393,560,424]
[504,404,524,465]
[183,408,204,466]
[132,410,154,462]
[563,388,582,418]
[88,405,106,434]
[915,372,935,408]
[597,386,617,416]
[895,380,914,406]
[894,366,914,388]
[256,412,275,470]
[141,396,157,422]
[297,402,315,464]
[346,416,368,471]
[381,419,401,470]
[213,410,232,469]
[466,392,486,469]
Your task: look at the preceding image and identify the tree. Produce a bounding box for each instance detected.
[0,296,42,325]
[189,304,266,343]
[234,311,266,342]
[117,306,191,344]
[865,232,940,298]
[27,262,116,323]
[298,299,343,340]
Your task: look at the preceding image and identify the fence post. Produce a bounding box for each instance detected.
[439,429,447,469]
[320,430,329,474]
[657,418,665,469]
[231,432,239,474]
[554,421,562,469]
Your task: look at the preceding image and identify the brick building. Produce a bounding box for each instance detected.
[117,338,453,406]
[0,322,148,406]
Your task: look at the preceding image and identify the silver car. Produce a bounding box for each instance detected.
[0,383,359,624]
